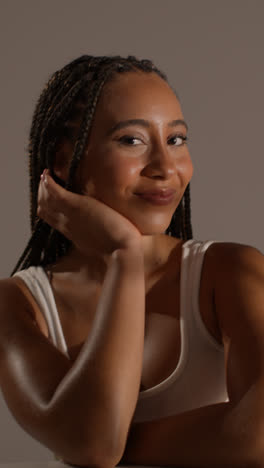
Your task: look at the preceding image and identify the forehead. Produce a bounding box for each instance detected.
[94,71,183,122]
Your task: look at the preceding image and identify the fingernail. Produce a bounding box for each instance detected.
[43,169,48,185]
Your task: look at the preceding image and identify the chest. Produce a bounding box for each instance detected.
[35,247,222,393]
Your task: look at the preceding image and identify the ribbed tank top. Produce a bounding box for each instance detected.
[12,239,229,424]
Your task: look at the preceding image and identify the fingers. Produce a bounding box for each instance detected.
[37,169,86,240]
[38,170,72,210]
[40,169,66,203]
[42,169,85,212]
[37,170,69,234]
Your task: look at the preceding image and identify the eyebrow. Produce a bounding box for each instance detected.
[107,118,189,135]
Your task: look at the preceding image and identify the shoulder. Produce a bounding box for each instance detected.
[206,240,264,337]
[205,240,263,275]
[0,275,50,340]
[203,240,263,279]
[0,274,32,299]
[204,242,264,411]
[0,276,24,300]
[0,276,37,328]
[205,240,264,297]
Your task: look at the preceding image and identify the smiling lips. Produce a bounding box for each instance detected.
[137,188,176,197]
[135,189,176,205]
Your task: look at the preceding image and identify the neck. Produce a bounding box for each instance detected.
[47,234,182,285]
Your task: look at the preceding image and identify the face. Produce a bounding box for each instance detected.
[60,71,193,236]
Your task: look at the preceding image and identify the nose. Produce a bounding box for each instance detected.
[143,140,176,179]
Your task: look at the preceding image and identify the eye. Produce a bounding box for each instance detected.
[118,135,143,146]
[168,134,188,146]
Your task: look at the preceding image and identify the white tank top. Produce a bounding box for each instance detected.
[12,239,229,423]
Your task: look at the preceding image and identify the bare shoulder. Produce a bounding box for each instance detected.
[205,241,264,336]
[204,239,261,257]
[0,276,49,339]
[0,276,27,307]
[0,276,31,321]
[0,276,42,341]
[207,239,264,286]
[0,276,34,312]
[203,240,263,279]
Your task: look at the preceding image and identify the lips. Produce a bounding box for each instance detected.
[136,189,176,197]
[135,191,175,205]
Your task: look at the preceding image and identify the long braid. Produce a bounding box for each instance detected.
[29,69,74,229]
[183,183,193,239]
[42,61,136,263]
[29,64,96,229]
[43,59,141,263]
[10,55,193,277]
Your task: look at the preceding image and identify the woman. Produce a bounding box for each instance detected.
[0,55,263,467]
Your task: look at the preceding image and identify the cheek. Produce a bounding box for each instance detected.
[99,154,138,189]
[81,150,139,196]
[176,152,194,180]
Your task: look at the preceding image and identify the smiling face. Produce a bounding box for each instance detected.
[57,70,194,236]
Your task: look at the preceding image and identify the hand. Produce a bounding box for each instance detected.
[37,170,142,257]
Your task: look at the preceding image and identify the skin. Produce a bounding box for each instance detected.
[5,70,263,467]
[51,70,194,284]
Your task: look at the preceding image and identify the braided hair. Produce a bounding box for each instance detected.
[10,54,193,276]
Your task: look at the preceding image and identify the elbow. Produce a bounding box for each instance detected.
[250,411,264,467]
[68,425,123,468]
[63,454,118,468]
[80,440,122,468]
[243,421,264,468]
[253,428,264,468]
[56,439,120,468]
[43,414,120,467]
[45,395,125,466]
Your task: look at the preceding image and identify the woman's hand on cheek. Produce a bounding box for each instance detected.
[37,169,143,257]
[37,169,68,233]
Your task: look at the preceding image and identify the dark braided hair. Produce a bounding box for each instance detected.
[10,54,193,276]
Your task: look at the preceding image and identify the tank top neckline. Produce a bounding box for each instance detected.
[41,238,196,398]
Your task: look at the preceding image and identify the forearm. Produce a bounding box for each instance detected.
[121,390,263,467]
[48,246,146,462]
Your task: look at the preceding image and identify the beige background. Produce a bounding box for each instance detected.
[0,0,263,462]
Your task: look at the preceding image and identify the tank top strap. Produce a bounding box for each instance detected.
[186,239,224,350]
[13,266,70,358]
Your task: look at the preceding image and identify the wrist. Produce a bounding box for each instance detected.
[113,235,143,254]
[111,243,144,268]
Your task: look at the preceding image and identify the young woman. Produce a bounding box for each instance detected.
[0,55,263,467]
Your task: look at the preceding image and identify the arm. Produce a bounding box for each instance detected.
[120,243,264,467]
[0,246,145,467]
